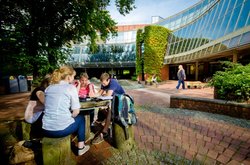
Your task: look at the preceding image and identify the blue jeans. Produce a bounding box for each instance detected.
[176,80,185,89]
[43,115,85,142]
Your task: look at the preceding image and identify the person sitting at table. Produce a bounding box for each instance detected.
[92,72,125,144]
[75,72,99,123]
[24,76,50,139]
[42,65,90,156]
[75,72,95,98]
[151,74,158,87]
[24,76,50,124]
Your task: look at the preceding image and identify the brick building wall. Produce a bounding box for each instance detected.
[161,64,169,81]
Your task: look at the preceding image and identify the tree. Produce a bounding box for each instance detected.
[0,0,135,78]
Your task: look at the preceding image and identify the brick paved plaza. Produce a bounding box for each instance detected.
[0,80,249,164]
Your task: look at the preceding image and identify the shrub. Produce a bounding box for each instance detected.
[209,61,250,102]
[131,76,137,81]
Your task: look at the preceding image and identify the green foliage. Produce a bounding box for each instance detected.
[0,0,135,78]
[209,61,250,102]
[136,25,170,78]
[131,76,137,81]
[115,0,136,15]
[143,26,170,77]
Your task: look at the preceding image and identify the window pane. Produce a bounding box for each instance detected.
[213,43,221,53]
[220,13,231,36]
[236,0,244,6]
[225,6,241,34]
[168,34,174,44]
[198,14,207,33]
[228,35,241,48]
[181,27,188,38]
[172,33,178,43]
[236,0,250,29]
[220,40,230,51]
[170,43,176,55]
[213,17,224,39]
[240,32,250,45]
[227,0,237,12]
[219,0,229,18]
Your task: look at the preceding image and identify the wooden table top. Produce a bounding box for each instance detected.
[80,99,111,109]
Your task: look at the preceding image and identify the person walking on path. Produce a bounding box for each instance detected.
[176,65,186,90]
[42,66,90,156]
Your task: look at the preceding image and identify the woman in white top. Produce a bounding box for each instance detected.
[42,66,89,156]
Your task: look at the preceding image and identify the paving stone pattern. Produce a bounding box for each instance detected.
[126,81,250,165]
[1,80,250,165]
[134,107,250,165]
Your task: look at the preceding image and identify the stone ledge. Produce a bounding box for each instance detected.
[170,95,250,120]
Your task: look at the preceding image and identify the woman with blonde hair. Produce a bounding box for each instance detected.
[42,66,89,156]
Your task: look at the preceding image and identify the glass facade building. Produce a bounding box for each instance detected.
[69,0,250,80]
[68,25,147,78]
[69,30,137,64]
[160,0,250,63]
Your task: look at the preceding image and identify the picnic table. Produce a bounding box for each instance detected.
[79,97,135,150]
[79,98,112,140]
[80,98,111,110]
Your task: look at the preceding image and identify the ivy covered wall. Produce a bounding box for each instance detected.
[136,25,170,81]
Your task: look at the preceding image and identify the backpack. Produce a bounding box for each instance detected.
[111,94,137,140]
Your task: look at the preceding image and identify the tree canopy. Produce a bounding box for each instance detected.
[0,0,135,77]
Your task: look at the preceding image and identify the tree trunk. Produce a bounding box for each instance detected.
[112,123,136,150]
[42,136,76,165]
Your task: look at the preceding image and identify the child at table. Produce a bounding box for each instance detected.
[75,72,95,98]
[75,72,99,123]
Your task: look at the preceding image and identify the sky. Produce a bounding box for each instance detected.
[107,0,201,25]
